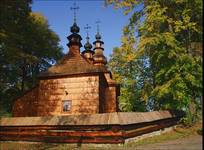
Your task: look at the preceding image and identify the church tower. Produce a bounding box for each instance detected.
[66,22,82,57]
[82,24,94,63]
[93,21,107,66]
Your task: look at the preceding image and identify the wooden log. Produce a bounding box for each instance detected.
[124,124,161,138]
[122,117,179,131]
[124,118,179,138]
[0,135,124,144]
[0,116,180,143]
[1,125,118,131]
[0,130,123,137]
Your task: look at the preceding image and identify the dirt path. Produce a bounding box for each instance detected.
[134,134,202,150]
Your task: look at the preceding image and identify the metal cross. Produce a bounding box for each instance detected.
[96,19,101,33]
[84,24,91,41]
[70,2,79,23]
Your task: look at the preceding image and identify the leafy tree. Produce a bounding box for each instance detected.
[0,0,32,114]
[109,27,146,112]
[0,1,63,114]
[107,0,202,124]
[17,12,63,91]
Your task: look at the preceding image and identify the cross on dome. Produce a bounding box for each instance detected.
[70,2,79,23]
[84,24,92,50]
[67,2,82,47]
[95,19,102,40]
[84,24,91,42]
[69,2,80,34]
[96,19,101,34]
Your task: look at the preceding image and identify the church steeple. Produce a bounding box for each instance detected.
[67,3,82,50]
[84,24,92,50]
[93,20,107,66]
[82,24,94,62]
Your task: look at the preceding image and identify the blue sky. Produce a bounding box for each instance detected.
[31,0,131,59]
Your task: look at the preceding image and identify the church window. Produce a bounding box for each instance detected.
[62,100,72,112]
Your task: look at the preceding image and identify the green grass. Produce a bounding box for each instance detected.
[125,122,202,148]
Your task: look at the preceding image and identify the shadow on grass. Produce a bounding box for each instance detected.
[33,143,59,150]
[0,142,63,150]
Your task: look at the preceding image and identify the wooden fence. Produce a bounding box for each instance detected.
[0,111,182,144]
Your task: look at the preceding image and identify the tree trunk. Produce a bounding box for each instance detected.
[21,60,26,92]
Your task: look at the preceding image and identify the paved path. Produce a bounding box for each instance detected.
[134,135,202,150]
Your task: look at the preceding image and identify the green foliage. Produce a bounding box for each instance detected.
[107,0,202,123]
[109,27,146,112]
[0,0,63,115]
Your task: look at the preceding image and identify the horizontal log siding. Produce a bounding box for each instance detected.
[0,117,180,144]
[37,76,99,116]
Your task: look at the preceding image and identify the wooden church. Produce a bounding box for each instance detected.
[12,21,120,117]
[0,7,181,144]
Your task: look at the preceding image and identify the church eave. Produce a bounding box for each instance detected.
[38,70,110,79]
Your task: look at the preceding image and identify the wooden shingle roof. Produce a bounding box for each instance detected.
[38,49,109,78]
[0,111,179,126]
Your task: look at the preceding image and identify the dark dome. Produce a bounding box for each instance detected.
[70,22,80,33]
[95,32,101,40]
[84,42,92,50]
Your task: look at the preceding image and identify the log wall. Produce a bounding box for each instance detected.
[12,72,120,116]
[37,75,99,116]
[12,87,39,117]
[0,116,180,144]
[103,73,120,113]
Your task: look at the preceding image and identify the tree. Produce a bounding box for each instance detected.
[0,1,63,114]
[109,26,146,112]
[17,12,63,91]
[0,0,32,114]
[107,0,202,124]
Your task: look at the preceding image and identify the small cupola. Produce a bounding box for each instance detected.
[67,22,82,48]
[82,24,94,62]
[93,21,107,66]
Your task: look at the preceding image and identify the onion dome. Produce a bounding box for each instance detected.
[82,39,94,56]
[84,37,92,50]
[70,22,80,33]
[84,42,93,50]
[93,32,104,50]
[67,22,82,48]
[82,27,94,61]
[95,32,101,40]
